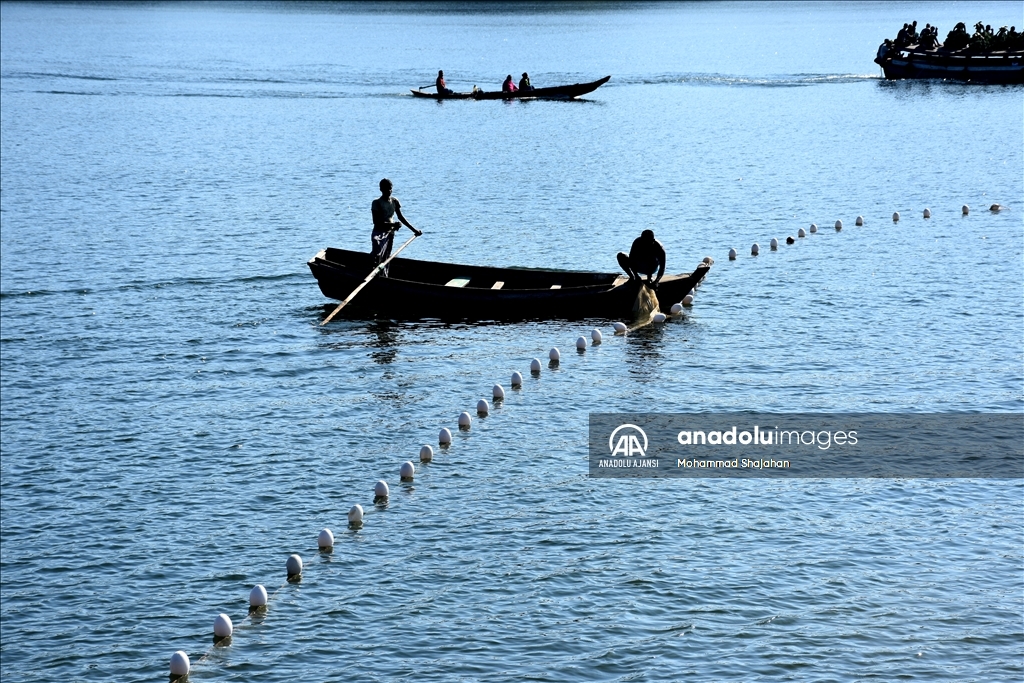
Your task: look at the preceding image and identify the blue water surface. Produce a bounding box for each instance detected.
[2,2,1022,681]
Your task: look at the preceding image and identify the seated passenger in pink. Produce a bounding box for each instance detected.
[502,74,518,93]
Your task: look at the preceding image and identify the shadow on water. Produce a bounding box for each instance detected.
[876,78,1021,100]
[316,302,626,326]
[624,322,666,373]
[368,320,400,365]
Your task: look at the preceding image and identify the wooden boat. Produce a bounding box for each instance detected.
[308,247,710,320]
[875,44,1023,83]
[411,75,611,100]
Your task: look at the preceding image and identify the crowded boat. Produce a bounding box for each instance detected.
[874,20,1023,83]
[877,20,1023,61]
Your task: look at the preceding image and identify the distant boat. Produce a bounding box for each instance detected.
[411,75,611,100]
[875,44,1023,83]
[308,247,709,320]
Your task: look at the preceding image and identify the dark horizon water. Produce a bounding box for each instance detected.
[2,2,1022,681]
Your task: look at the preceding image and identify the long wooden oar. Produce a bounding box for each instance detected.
[320,233,419,326]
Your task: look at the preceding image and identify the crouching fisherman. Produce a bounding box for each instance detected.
[617,229,666,289]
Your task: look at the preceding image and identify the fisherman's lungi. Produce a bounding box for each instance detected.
[371,226,395,277]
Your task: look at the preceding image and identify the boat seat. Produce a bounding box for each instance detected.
[491,281,504,290]
[550,284,561,290]
[445,277,471,288]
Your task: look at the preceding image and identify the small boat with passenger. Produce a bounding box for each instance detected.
[411,75,611,100]
[308,247,710,320]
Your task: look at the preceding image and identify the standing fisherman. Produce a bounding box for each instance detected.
[371,178,421,277]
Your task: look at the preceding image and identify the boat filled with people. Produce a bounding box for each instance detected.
[411,75,611,100]
[308,247,709,320]
[875,21,1023,83]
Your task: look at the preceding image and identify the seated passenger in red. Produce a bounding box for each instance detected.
[502,75,518,93]
[436,70,454,95]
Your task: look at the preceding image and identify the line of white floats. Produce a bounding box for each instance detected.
[169,200,1016,675]
[734,204,1004,259]
[171,200,1010,676]
[169,304,704,678]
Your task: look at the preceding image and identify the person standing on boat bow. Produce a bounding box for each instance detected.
[617,229,666,289]
[371,178,420,277]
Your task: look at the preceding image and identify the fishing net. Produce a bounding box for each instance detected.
[631,284,660,323]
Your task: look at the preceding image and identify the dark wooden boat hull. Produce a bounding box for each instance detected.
[308,248,710,320]
[876,49,1023,83]
[411,75,611,100]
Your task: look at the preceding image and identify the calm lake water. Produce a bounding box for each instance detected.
[2,2,1022,681]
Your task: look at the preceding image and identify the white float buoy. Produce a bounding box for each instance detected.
[530,358,542,373]
[575,336,587,350]
[893,211,900,222]
[798,228,806,238]
[683,293,694,306]
[286,554,302,576]
[923,208,931,218]
[652,312,667,323]
[728,247,737,260]
[591,328,602,343]
[770,237,779,250]
[347,504,363,524]
[809,223,817,233]
[438,427,452,444]
[751,243,760,256]
[214,613,233,638]
[374,480,389,498]
[400,461,415,481]
[170,651,190,677]
[511,371,523,386]
[318,528,334,549]
[962,205,969,215]
[702,256,714,265]
[855,215,864,226]
[476,399,489,415]
[249,584,268,607]
[613,321,627,334]
[419,445,433,463]
[458,411,472,428]
[549,347,560,362]
[670,302,683,315]
[492,384,504,400]
[835,220,842,230]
